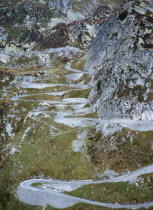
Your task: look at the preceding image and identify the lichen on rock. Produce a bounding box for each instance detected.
[85,0,153,121]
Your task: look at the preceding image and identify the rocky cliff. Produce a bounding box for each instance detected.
[85,0,153,121]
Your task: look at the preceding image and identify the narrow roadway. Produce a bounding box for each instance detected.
[16,63,153,209]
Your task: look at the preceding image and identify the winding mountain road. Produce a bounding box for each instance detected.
[15,63,153,209]
[17,164,153,209]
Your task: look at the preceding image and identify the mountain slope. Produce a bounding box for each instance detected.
[0,0,121,50]
[85,0,153,121]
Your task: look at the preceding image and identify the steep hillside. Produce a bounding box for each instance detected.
[85,0,153,121]
[0,0,121,52]
[0,0,121,25]
[0,0,121,70]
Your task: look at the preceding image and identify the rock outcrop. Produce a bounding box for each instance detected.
[34,5,113,51]
[0,0,121,53]
[0,0,120,25]
[0,0,121,69]
[85,0,153,121]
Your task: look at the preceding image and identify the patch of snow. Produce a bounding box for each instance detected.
[72,130,88,152]
[48,18,68,29]
[97,122,122,137]
[9,147,20,155]
[99,169,119,179]
[6,122,15,138]
[22,127,31,140]
[77,130,88,140]
[67,10,85,22]
[39,0,46,4]
[72,140,85,152]
[0,51,11,63]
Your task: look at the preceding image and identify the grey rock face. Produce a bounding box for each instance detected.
[85,0,153,121]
